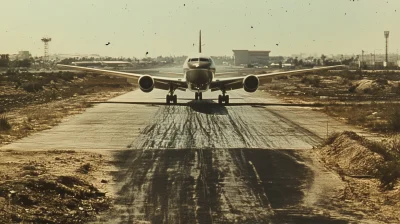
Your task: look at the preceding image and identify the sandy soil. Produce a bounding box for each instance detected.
[0,72,132,223]
[315,132,400,223]
[0,149,114,223]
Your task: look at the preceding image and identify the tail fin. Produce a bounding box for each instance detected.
[199,30,202,53]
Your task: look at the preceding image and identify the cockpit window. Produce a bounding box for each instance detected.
[189,58,210,62]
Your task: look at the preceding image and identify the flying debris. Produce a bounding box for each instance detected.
[58,30,344,105]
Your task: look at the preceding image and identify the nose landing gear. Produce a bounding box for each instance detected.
[166,85,177,104]
[218,89,229,104]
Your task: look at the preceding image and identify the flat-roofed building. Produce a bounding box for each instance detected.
[232,50,271,66]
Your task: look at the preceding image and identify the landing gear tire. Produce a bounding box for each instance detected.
[166,95,171,104]
[166,94,178,104]
[218,94,229,104]
[195,92,199,100]
[199,92,202,100]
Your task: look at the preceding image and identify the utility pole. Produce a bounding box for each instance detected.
[370,53,373,69]
[361,50,364,70]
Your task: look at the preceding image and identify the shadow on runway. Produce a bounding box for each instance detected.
[154,97,243,100]
[187,99,228,115]
[91,101,327,107]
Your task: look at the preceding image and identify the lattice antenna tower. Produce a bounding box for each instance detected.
[41,37,52,63]
[384,31,389,64]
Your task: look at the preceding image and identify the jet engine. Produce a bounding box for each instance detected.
[138,75,155,92]
[243,75,259,92]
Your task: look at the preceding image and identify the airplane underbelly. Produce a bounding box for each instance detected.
[185,69,213,92]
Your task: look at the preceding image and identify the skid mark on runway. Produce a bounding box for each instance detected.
[110,149,349,223]
[128,105,319,150]
[107,105,350,223]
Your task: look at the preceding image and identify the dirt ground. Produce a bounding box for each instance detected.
[0,71,133,146]
[0,71,132,223]
[0,149,113,223]
[315,132,400,223]
[2,69,400,223]
[262,70,400,133]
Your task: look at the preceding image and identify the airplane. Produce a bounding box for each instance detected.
[57,30,344,104]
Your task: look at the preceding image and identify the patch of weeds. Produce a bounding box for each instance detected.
[348,85,357,93]
[48,149,76,154]
[78,163,92,174]
[369,135,400,190]
[323,132,340,146]
[301,76,321,87]
[21,81,44,92]
[0,114,12,131]
[377,160,400,190]
[389,108,400,132]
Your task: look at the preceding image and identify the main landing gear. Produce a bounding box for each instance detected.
[166,85,177,104]
[218,89,229,104]
[195,92,203,100]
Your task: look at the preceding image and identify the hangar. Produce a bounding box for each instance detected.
[232,50,271,66]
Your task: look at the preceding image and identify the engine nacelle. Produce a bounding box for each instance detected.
[138,75,155,92]
[243,75,259,92]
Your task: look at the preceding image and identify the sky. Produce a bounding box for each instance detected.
[1,0,400,58]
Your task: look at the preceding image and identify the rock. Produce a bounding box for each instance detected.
[101,179,108,184]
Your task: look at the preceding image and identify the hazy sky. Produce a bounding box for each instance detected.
[1,0,399,58]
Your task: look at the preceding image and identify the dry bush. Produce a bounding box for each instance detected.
[78,163,92,174]
[323,132,340,146]
[373,135,400,189]
[389,108,400,132]
[21,81,44,92]
[0,114,12,131]
[322,131,400,189]
[301,76,321,87]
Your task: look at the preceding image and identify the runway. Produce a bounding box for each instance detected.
[2,89,376,223]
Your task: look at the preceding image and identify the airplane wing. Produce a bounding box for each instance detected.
[57,64,187,91]
[210,65,345,91]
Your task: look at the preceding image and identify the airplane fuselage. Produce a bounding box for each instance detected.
[183,55,216,92]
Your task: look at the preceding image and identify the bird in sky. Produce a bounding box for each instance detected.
[105,42,110,46]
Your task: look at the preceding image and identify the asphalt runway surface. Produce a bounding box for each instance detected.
[3,87,377,223]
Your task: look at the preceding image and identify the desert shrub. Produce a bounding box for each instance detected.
[341,71,362,80]
[348,85,357,93]
[75,73,85,79]
[389,108,400,132]
[59,72,75,81]
[376,78,388,85]
[362,139,392,160]
[377,160,400,190]
[301,76,321,87]
[374,135,400,189]
[78,163,92,174]
[323,132,340,146]
[0,114,12,131]
[22,81,43,92]
[363,88,372,94]
[275,75,288,80]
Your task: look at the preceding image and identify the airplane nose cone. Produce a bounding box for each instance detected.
[188,61,211,69]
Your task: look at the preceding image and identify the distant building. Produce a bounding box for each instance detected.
[17,51,31,60]
[232,50,270,66]
[71,61,132,68]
